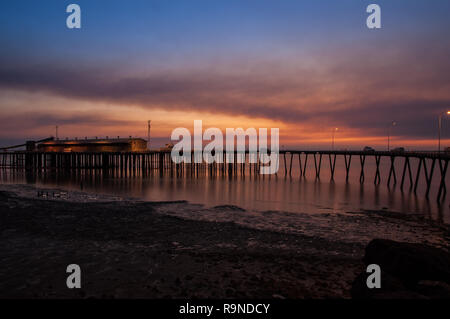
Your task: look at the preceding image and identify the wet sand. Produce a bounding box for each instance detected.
[0,185,448,299]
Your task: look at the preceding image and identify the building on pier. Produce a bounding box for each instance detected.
[36,137,148,153]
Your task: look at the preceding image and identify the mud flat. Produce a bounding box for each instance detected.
[0,184,448,299]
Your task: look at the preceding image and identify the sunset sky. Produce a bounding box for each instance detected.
[1,0,450,149]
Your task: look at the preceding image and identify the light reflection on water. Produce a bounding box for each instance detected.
[0,156,449,224]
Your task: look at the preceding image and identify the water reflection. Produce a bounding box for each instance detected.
[1,166,448,224]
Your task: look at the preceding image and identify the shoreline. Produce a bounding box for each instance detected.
[0,184,448,298]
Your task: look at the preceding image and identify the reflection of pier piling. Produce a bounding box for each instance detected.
[0,150,448,201]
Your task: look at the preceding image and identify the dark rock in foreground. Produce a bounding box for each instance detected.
[352,239,450,299]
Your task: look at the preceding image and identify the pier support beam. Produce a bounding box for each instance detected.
[302,154,308,177]
[360,155,366,183]
[414,158,423,193]
[374,155,381,185]
[423,158,436,198]
[400,156,413,190]
[313,153,322,179]
[329,154,337,181]
[289,153,293,176]
[298,153,303,176]
[344,154,352,182]
[437,159,448,201]
[387,156,397,187]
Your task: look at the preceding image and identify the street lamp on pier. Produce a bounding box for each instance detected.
[331,128,338,151]
[438,111,450,153]
[387,121,397,151]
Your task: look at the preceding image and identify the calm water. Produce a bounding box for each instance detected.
[1,156,449,224]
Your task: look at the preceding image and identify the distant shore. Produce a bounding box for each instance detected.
[0,184,448,298]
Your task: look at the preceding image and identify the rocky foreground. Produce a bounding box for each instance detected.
[0,188,448,299]
[352,239,450,298]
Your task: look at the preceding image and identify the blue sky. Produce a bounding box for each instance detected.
[2,0,449,65]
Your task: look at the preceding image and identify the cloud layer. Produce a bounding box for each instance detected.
[1,36,450,146]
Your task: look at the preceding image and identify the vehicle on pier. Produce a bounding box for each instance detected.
[363,146,375,152]
[391,147,405,153]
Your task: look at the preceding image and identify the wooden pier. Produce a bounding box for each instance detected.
[0,150,449,201]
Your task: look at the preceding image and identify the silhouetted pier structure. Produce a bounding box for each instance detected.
[0,150,448,201]
[279,150,449,202]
